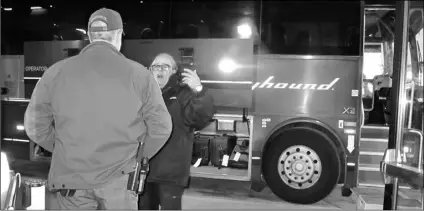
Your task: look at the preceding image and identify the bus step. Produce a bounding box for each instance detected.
[359,138,388,152]
[359,152,384,166]
[358,165,414,190]
[361,126,389,139]
[358,164,383,186]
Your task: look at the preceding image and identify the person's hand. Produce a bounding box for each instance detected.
[181,68,202,92]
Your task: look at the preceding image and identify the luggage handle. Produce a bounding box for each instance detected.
[233,151,249,156]
[217,146,226,169]
[200,147,209,159]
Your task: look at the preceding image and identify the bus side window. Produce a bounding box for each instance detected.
[169,1,260,39]
[141,28,156,39]
[122,3,170,39]
[260,1,361,56]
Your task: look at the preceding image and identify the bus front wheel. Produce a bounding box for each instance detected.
[262,127,341,204]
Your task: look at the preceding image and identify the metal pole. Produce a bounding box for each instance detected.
[421,189,424,210]
[383,0,410,210]
[0,0,3,152]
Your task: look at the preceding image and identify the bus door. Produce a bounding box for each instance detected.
[380,1,423,210]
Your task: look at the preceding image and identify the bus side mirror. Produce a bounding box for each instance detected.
[362,80,375,111]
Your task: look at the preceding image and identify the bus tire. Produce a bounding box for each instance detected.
[262,127,341,204]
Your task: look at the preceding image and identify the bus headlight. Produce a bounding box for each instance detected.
[218,58,238,73]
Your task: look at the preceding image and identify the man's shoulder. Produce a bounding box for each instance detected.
[125,58,149,72]
[42,57,73,79]
[50,57,73,69]
[125,58,152,80]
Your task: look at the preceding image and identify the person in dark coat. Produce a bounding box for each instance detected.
[138,53,215,210]
[24,8,172,210]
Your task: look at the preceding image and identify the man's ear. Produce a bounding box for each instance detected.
[171,67,177,74]
[87,33,92,43]
[118,29,124,38]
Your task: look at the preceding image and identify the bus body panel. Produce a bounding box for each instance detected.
[250,56,362,188]
[254,55,360,117]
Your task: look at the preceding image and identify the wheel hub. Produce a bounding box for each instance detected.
[294,162,304,172]
[278,145,322,189]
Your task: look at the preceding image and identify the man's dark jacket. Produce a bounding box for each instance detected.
[146,74,215,187]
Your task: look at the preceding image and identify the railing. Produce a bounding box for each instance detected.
[378,0,424,210]
[2,172,21,210]
[380,129,424,210]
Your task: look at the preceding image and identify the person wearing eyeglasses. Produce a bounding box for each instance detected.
[138,53,215,210]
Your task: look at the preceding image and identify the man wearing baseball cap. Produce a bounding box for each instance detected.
[24,8,172,209]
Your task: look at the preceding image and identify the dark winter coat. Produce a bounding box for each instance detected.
[146,74,215,187]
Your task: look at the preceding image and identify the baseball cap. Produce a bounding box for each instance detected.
[88,8,123,32]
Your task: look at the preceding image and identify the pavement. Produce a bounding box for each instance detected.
[5,158,423,210]
[184,178,356,210]
[6,159,359,210]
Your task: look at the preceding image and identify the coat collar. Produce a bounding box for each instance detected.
[80,41,123,57]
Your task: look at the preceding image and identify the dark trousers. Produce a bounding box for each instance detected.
[138,182,184,210]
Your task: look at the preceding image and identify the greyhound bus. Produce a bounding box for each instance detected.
[1,0,382,205]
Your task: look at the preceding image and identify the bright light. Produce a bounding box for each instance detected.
[50,5,53,8]
[76,28,87,34]
[218,59,238,73]
[31,6,43,10]
[406,71,412,81]
[362,82,374,98]
[367,83,373,92]
[3,8,12,11]
[363,52,384,80]
[1,152,11,202]
[16,125,25,131]
[237,24,252,39]
[400,96,411,106]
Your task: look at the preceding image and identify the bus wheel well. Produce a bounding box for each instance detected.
[262,121,346,182]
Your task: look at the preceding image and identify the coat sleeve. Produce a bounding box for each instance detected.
[133,67,173,159]
[24,63,60,152]
[178,87,216,130]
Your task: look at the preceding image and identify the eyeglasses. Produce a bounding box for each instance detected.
[150,64,171,72]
